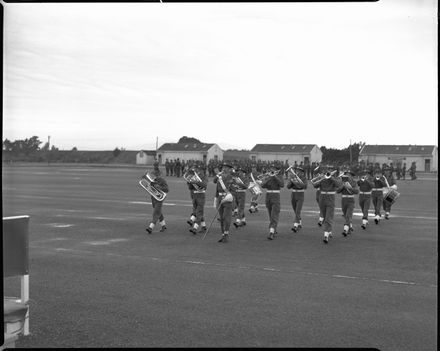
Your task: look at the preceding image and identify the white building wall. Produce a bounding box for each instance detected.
[250,150,322,165]
[136,152,155,165]
[207,144,224,161]
[359,153,438,172]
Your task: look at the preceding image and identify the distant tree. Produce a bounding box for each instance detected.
[113,147,121,157]
[3,139,13,152]
[177,136,202,144]
[71,147,78,152]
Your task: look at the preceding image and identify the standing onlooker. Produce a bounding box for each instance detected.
[402,163,407,180]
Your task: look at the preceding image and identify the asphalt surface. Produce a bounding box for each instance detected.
[2,164,437,349]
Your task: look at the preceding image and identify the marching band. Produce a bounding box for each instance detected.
[139,161,400,245]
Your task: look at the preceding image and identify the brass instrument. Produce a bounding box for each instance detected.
[183,169,204,191]
[311,173,325,186]
[257,170,280,182]
[325,170,338,179]
[139,172,167,201]
[341,173,354,194]
[248,173,263,196]
[286,165,304,186]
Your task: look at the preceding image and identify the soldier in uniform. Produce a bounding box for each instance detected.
[186,165,208,234]
[249,165,262,214]
[286,166,308,233]
[165,158,170,176]
[312,164,325,226]
[232,167,249,228]
[402,163,407,180]
[382,166,398,220]
[260,164,285,240]
[213,163,235,243]
[314,166,344,243]
[357,170,374,230]
[337,167,359,236]
[371,169,388,225]
[145,164,169,234]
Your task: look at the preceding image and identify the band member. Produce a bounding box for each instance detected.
[382,166,398,220]
[232,167,249,228]
[249,165,262,213]
[213,163,235,243]
[311,165,324,226]
[145,166,169,234]
[337,168,359,236]
[185,165,208,234]
[371,169,388,224]
[315,167,343,243]
[286,166,308,233]
[260,164,285,240]
[357,170,374,229]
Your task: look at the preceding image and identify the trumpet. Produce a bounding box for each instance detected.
[139,172,167,202]
[286,166,304,186]
[257,170,280,181]
[324,170,338,179]
[183,169,204,191]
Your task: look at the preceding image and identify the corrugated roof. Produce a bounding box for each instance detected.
[250,144,316,153]
[360,145,436,156]
[157,143,215,152]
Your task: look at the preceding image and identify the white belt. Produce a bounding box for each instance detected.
[218,192,227,196]
[359,191,371,195]
[266,190,280,193]
[292,189,305,192]
[321,191,336,194]
[341,195,354,198]
[372,188,383,191]
[193,190,206,194]
[236,190,246,192]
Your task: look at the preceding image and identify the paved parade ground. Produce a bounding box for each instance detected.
[2,164,438,349]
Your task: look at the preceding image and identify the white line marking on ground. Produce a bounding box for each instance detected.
[48,223,74,228]
[43,246,436,288]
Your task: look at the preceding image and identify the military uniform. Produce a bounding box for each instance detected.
[382,169,397,219]
[286,167,308,232]
[371,172,388,224]
[357,172,374,229]
[232,168,249,228]
[186,166,208,234]
[145,168,169,234]
[261,166,285,240]
[312,166,324,226]
[317,169,343,243]
[337,170,359,236]
[214,164,235,243]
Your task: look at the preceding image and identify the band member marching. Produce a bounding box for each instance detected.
[143,164,170,234]
[371,169,388,225]
[286,165,308,233]
[213,163,235,243]
[382,166,398,220]
[184,165,208,235]
[337,167,359,236]
[232,167,249,228]
[260,164,285,240]
[314,166,344,244]
[357,170,375,230]
[249,165,262,213]
[311,165,325,226]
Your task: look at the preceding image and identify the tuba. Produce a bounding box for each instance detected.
[183,169,204,191]
[139,172,167,201]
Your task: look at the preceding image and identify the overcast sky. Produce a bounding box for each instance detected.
[3,0,438,151]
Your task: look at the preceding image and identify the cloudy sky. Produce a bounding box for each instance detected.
[3,0,437,151]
